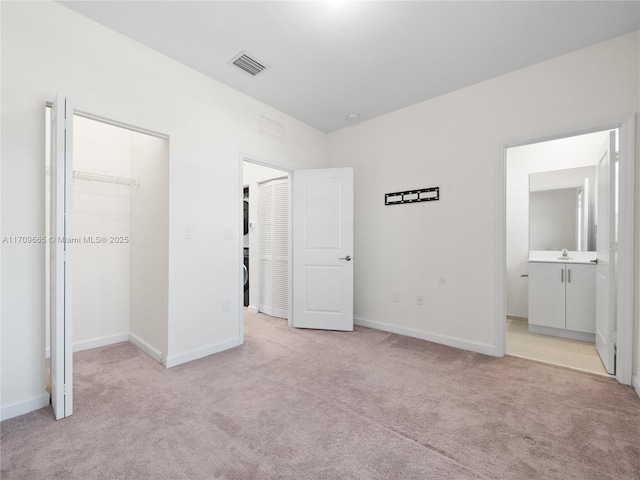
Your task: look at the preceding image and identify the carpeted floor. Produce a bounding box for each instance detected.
[2,310,639,479]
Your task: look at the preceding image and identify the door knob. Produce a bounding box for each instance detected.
[339,255,352,261]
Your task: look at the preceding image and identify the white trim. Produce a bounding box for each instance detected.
[247,305,259,314]
[45,101,169,140]
[128,332,163,364]
[498,114,636,386]
[164,337,242,369]
[354,317,499,357]
[495,137,507,357]
[632,375,640,399]
[75,333,128,353]
[46,332,129,358]
[528,325,595,343]
[0,392,50,421]
[498,114,634,148]
[238,153,246,345]
[613,115,635,386]
[239,151,295,173]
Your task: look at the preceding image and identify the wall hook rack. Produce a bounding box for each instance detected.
[385,187,439,206]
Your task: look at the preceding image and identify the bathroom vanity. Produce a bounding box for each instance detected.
[528,251,596,342]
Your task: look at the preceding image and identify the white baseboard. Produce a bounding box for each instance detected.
[1,391,49,421]
[528,324,595,343]
[247,305,258,314]
[128,332,163,364]
[632,375,640,399]
[45,332,130,358]
[164,337,242,369]
[354,317,499,357]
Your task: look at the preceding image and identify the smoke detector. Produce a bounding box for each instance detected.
[229,51,269,77]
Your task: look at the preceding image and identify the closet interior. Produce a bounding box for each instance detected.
[45,110,169,372]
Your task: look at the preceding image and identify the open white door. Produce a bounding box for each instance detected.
[595,131,616,375]
[292,168,353,331]
[50,94,73,419]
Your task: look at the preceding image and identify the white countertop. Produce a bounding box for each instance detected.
[528,250,597,265]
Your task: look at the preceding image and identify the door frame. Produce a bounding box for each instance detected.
[496,114,635,386]
[237,152,294,342]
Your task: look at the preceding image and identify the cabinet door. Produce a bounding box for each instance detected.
[528,262,565,329]
[565,264,596,333]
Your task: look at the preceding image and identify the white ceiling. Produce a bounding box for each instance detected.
[58,1,640,133]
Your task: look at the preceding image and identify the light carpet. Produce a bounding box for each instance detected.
[1,310,639,479]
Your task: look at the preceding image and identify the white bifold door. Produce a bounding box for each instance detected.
[595,131,616,375]
[292,168,354,331]
[50,94,74,419]
[259,177,289,319]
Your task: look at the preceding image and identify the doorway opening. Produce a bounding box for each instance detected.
[500,115,635,386]
[506,130,613,375]
[238,156,355,341]
[45,107,169,399]
[241,158,291,326]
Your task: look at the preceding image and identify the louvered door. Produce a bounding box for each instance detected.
[258,178,289,319]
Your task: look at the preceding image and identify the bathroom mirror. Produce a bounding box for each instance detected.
[529,166,596,252]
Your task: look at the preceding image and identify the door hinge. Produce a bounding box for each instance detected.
[614,151,620,162]
[612,241,618,253]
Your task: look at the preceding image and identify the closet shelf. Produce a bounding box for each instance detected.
[45,166,140,186]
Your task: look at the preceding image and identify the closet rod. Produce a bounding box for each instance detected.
[45,166,140,186]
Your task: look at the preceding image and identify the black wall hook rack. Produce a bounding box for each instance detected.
[384,187,439,206]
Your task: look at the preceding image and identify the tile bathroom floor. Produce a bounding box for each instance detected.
[506,317,609,376]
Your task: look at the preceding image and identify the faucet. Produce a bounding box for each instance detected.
[559,248,572,260]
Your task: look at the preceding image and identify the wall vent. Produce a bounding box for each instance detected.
[229,51,269,77]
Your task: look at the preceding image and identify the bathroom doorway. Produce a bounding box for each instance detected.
[505,130,610,374]
[500,115,635,385]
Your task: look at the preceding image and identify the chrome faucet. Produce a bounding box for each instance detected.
[559,248,572,260]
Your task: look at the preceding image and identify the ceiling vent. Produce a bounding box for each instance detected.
[229,51,269,77]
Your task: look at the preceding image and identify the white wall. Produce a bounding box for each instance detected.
[129,132,169,361]
[327,33,639,357]
[243,162,289,312]
[1,1,326,417]
[507,136,605,318]
[72,118,132,345]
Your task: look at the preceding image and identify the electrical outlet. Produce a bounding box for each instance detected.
[416,295,424,306]
[393,291,400,303]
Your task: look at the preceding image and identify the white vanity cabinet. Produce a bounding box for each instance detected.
[528,260,595,339]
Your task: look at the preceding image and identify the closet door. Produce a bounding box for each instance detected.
[50,94,73,420]
[258,178,289,319]
[258,182,273,315]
